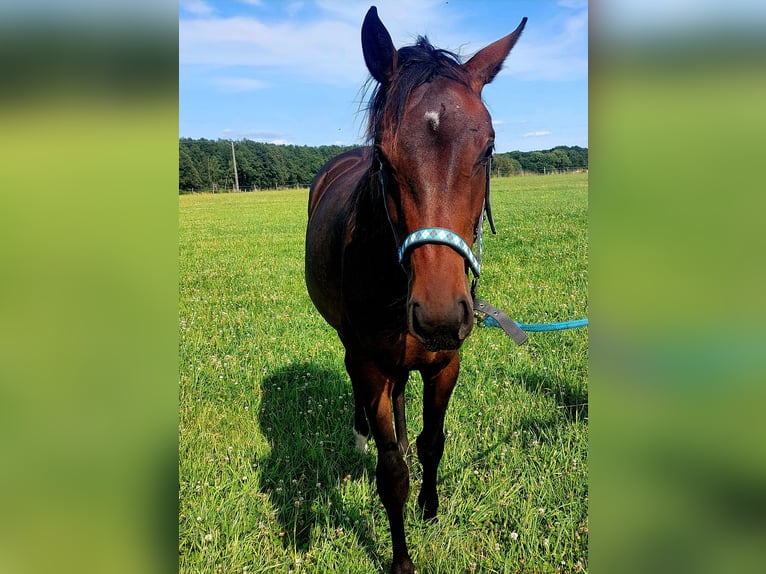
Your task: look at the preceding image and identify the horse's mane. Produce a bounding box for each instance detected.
[364,37,468,144]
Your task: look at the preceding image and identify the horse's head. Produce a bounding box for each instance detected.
[362,7,526,351]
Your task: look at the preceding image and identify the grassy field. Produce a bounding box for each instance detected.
[179,172,588,573]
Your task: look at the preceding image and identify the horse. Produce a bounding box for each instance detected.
[305,7,526,573]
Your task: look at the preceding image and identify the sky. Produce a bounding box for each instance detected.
[179,0,588,153]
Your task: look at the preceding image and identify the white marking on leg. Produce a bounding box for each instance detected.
[424,110,440,131]
[354,428,369,453]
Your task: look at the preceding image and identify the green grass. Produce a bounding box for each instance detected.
[179,173,588,573]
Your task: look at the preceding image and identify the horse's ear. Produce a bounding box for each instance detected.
[463,17,527,93]
[362,6,398,84]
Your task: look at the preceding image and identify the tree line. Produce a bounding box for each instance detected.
[179,138,587,193]
[493,145,588,177]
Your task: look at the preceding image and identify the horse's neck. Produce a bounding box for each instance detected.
[344,170,407,296]
[353,171,394,246]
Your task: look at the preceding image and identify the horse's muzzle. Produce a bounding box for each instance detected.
[408,296,473,351]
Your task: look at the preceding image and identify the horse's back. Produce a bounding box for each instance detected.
[305,146,371,330]
[308,146,371,218]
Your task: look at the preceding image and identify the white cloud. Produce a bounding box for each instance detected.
[180,15,366,85]
[502,8,588,81]
[222,128,291,144]
[180,0,216,17]
[179,1,588,88]
[524,130,552,138]
[179,1,455,87]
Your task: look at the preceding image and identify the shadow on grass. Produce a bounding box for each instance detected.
[256,361,378,559]
[435,359,587,486]
[517,368,588,422]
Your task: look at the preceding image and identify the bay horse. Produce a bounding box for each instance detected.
[305,7,526,573]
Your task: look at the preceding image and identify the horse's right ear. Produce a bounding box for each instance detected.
[463,17,527,94]
[362,6,397,84]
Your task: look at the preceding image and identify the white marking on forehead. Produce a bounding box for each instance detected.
[424,110,440,131]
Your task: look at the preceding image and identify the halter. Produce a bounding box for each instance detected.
[376,149,495,297]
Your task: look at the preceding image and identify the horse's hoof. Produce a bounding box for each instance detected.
[418,492,438,521]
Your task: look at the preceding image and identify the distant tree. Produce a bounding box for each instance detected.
[550,148,572,171]
[567,146,588,169]
[526,151,552,173]
[492,154,521,176]
[179,147,202,191]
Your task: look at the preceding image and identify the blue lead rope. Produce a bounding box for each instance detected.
[484,315,589,332]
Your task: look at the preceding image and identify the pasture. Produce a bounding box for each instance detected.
[179,172,588,573]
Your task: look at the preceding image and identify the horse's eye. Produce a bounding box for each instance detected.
[481,143,495,164]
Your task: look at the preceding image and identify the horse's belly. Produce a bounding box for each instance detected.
[305,217,343,330]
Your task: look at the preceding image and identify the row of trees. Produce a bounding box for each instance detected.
[492,146,588,177]
[179,138,587,193]
[179,138,355,192]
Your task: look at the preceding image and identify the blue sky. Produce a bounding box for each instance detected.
[179,0,588,153]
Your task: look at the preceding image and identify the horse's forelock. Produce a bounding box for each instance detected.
[364,37,468,145]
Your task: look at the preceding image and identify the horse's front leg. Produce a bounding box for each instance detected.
[353,388,370,453]
[417,352,460,520]
[351,368,408,459]
[346,353,414,574]
[393,380,411,461]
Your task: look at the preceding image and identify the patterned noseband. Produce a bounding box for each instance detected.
[398,227,481,277]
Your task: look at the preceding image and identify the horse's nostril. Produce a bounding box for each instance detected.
[409,302,427,337]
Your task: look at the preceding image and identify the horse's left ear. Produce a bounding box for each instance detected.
[463,17,527,93]
[362,6,398,85]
